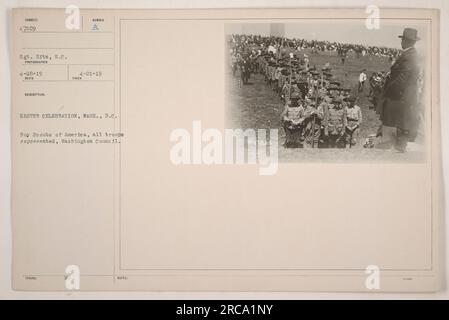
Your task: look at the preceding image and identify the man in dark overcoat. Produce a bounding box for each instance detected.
[379,28,420,152]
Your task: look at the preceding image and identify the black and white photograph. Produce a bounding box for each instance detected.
[1,3,446,299]
[225,22,429,162]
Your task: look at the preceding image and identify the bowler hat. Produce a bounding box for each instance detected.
[399,28,420,41]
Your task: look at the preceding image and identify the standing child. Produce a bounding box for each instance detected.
[323,96,347,148]
[344,95,363,148]
[281,92,306,148]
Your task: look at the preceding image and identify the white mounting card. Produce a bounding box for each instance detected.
[11,7,442,292]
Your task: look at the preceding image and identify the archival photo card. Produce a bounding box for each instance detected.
[10,7,442,292]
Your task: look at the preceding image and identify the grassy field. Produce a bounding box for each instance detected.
[225,49,425,162]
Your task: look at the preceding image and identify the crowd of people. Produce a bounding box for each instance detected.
[228,34,393,149]
[229,34,401,61]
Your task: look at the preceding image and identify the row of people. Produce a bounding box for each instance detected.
[281,93,362,149]
[229,35,367,148]
[229,34,401,60]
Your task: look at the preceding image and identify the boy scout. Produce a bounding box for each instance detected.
[344,95,363,148]
[303,98,325,148]
[280,92,306,148]
[323,96,347,148]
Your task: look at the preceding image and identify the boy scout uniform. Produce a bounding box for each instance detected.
[281,93,306,148]
[345,96,363,147]
[323,96,347,148]
[303,99,325,148]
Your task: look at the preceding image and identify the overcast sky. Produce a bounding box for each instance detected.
[225,21,428,51]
